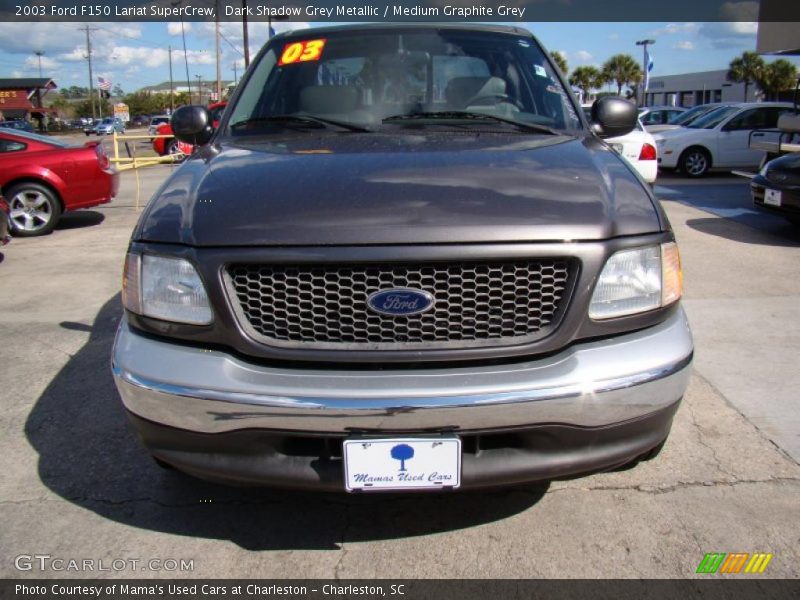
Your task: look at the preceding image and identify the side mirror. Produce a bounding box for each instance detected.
[171,105,214,146]
[590,97,638,138]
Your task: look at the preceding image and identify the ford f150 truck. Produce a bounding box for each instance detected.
[112,24,693,491]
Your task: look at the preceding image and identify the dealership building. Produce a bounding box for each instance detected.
[643,71,752,108]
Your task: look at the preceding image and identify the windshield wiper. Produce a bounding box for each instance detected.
[382,111,562,135]
[230,114,371,133]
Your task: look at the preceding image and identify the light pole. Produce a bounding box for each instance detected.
[635,39,655,107]
[195,74,203,105]
[34,51,44,77]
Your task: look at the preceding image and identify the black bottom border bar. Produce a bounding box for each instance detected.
[3,579,800,600]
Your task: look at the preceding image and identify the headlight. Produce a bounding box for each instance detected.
[122,253,213,325]
[589,242,682,320]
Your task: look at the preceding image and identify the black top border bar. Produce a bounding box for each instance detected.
[1,0,799,22]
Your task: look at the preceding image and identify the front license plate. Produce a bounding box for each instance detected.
[764,188,782,206]
[343,437,461,491]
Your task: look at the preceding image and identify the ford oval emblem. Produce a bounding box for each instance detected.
[367,288,434,316]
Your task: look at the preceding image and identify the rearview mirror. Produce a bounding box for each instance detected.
[590,97,638,139]
[171,105,214,147]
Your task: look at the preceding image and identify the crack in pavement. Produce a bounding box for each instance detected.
[548,476,800,496]
[684,396,740,482]
[333,503,352,579]
[691,371,800,469]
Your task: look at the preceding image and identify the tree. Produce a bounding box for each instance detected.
[390,444,414,472]
[755,59,798,101]
[602,54,642,96]
[569,65,603,99]
[74,98,111,118]
[550,51,568,76]
[727,51,766,101]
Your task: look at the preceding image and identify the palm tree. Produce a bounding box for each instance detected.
[727,51,766,101]
[550,51,568,76]
[755,59,798,101]
[569,66,603,100]
[601,54,642,96]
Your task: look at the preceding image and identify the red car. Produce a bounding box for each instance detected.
[153,102,227,156]
[0,191,10,245]
[0,129,119,236]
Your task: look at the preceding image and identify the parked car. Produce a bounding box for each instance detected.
[130,115,148,128]
[645,103,738,134]
[0,129,119,236]
[638,105,687,127]
[654,102,795,177]
[94,117,125,135]
[113,24,692,491]
[583,106,657,183]
[750,152,800,227]
[148,115,170,137]
[0,119,35,133]
[153,102,227,156]
[0,190,10,245]
[83,119,101,136]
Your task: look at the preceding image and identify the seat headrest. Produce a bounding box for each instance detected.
[446,77,507,107]
[299,86,360,115]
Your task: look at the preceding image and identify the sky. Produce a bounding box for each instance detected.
[0,20,798,92]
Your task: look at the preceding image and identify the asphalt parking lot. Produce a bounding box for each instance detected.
[1,165,799,579]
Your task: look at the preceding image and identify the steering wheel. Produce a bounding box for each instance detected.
[466,93,524,110]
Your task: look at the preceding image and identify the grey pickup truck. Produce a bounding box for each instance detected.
[112,24,692,492]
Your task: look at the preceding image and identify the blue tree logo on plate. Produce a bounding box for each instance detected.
[390,444,414,472]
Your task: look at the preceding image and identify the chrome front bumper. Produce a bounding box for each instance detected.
[112,308,693,435]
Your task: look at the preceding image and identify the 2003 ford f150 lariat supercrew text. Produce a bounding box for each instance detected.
[112,24,693,491]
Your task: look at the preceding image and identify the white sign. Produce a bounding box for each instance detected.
[114,102,130,123]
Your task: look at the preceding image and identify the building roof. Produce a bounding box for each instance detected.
[0,78,57,90]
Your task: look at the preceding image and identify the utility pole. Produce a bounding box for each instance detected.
[232,61,238,85]
[168,45,175,113]
[215,0,222,102]
[635,39,655,107]
[82,25,98,119]
[172,0,192,105]
[34,51,44,77]
[242,0,250,68]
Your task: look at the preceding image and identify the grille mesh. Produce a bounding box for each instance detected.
[227,260,573,348]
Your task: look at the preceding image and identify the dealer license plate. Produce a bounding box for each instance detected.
[343,437,461,491]
[764,188,782,207]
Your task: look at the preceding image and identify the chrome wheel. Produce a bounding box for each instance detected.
[9,189,53,233]
[682,150,709,177]
[6,183,60,236]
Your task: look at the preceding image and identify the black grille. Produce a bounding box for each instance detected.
[226,260,574,349]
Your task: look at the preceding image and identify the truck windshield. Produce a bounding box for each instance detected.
[227,28,581,135]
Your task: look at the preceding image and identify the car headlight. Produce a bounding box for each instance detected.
[589,242,682,320]
[122,253,213,325]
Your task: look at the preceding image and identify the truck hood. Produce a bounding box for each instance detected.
[136,132,662,246]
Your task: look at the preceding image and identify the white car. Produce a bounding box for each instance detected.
[654,102,794,177]
[606,120,658,183]
[148,115,170,137]
[583,105,658,183]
